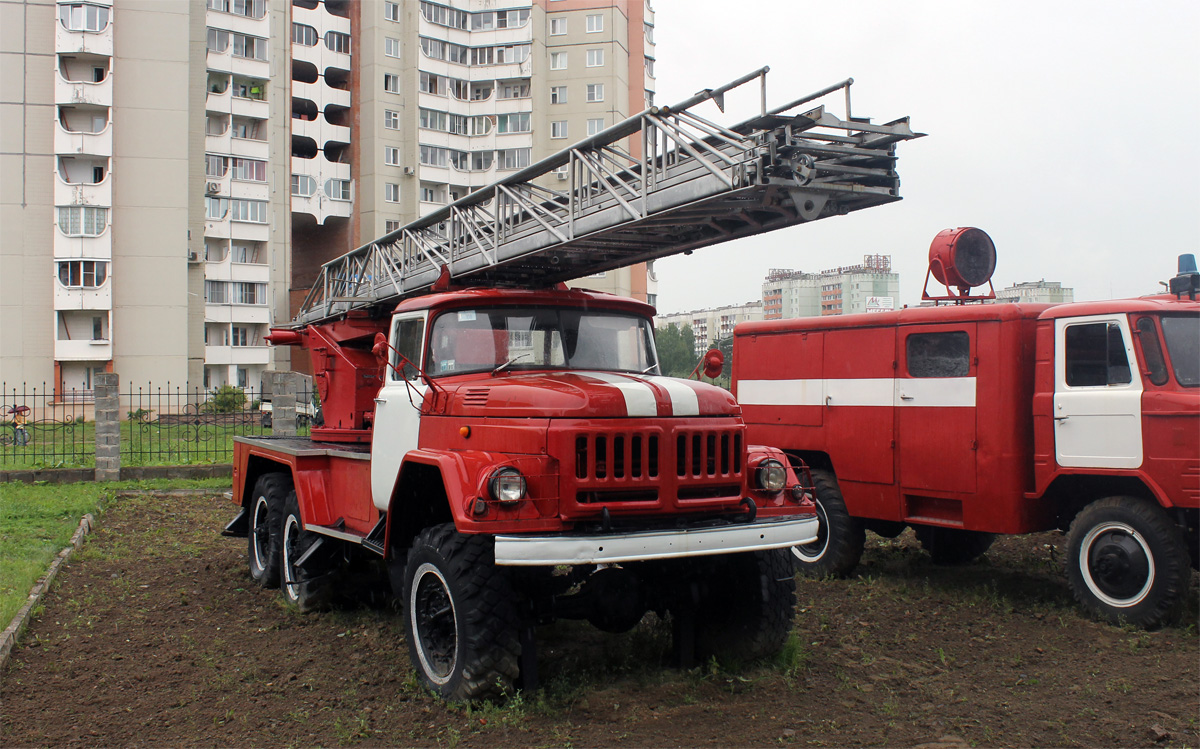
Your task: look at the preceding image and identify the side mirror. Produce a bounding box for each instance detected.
[702,348,725,379]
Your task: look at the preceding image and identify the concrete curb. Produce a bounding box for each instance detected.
[0,513,96,673]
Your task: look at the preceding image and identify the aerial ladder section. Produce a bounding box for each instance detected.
[294,67,923,327]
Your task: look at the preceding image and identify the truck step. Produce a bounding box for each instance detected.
[360,515,387,557]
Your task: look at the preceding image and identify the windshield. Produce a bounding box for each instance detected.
[427,306,659,377]
[1160,314,1199,386]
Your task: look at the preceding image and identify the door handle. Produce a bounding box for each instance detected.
[1053,415,1069,422]
[374,398,387,404]
[899,394,914,401]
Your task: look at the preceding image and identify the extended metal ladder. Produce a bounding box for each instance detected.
[294,67,922,327]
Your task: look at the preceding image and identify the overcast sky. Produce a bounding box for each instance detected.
[646,0,1200,314]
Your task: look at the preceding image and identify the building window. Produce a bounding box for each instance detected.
[231,282,266,305]
[385,37,401,58]
[551,120,568,139]
[292,23,318,46]
[498,148,531,170]
[550,86,567,104]
[419,145,448,167]
[59,4,110,32]
[205,154,228,178]
[550,51,567,70]
[419,108,448,132]
[325,179,351,201]
[497,81,530,99]
[385,1,400,22]
[231,158,266,182]
[586,83,604,102]
[229,199,267,223]
[231,326,251,347]
[209,0,264,18]
[204,281,228,304]
[420,185,437,203]
[231,243,262,263]
[232,34,269,61]
[385,146,400,166]
[586,13,604,32]
[586,48,604,67]
[421,1,468,29]
[57,260,108,288]
[385,220,401,232]
[325,31,351,54]
[496,112,530,134]
[644,89,654,108]
[644,57,655,77]
[385,183,401,202]
[57,206,107,236]
[207,28,230,53]
[420,71,444,95]
[587,117,604,135]
[384,110,401,129]
[205,197,229,220]
[470,151,493,171]
[644,22,654,43]
[384,73,400,94]
[550,17,567,35]
[231,117,263,140]
[205,240,228,262]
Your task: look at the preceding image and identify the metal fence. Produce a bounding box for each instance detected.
[0,383,93,468]
[0,379,314,471]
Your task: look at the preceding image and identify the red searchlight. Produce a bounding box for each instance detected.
[923,227,997,303]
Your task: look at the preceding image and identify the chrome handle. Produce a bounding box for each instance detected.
[900,394,914,401]
[1053,415,1069,422]
[374,398,387,404]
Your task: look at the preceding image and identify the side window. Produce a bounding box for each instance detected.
[1065,321,1131,387]
[906,331,970,378]
[392,318,424,381]
[1134,317,1168,386]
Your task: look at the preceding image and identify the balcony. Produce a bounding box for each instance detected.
[231,94,269,119]
[54,171,112,208]
[55,338,113,362]
[55,70,113,107]
[53,280,111,312]
[229,136,269,160]
[55,113,112,157]
[56,19,113,58]
[203,345,270,366]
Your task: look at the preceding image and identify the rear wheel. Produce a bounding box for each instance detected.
[914,526,996,565]
[247,473,290,588]
[404,524,521,701]
[790,469,864,577]
[280,491,337,612]
[1066,497,1189,629]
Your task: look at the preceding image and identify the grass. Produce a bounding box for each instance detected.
[0,478,229,627]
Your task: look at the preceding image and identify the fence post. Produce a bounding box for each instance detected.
[272,372,298,437]
[94,373,120,481]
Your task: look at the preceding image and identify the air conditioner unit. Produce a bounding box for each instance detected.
[187,251,200,262]
[556,172,568,181]
[403,166,415,176]
[206,181,221,194]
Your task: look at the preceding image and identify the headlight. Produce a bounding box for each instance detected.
[755,459,787,493]
[488,467,526,504]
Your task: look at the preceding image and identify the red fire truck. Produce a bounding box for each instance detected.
[221,72,921,699]
[733,228,1199,628]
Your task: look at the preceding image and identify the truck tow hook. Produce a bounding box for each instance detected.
[740,497,757,522]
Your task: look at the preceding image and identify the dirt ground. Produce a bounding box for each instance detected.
[2,491,1197,748]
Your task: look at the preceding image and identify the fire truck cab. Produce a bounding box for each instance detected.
[734,233,1199,628]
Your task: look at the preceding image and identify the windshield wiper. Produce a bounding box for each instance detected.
[492,353,531,376]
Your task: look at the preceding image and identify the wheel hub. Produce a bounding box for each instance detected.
[411,566,457,683]
[1083,523,1153,605]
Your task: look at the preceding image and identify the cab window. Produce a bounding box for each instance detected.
[1065,322,1131,387]
[1134,317,1168,386]
[1161,315,1199,386]
[391,317,424,381]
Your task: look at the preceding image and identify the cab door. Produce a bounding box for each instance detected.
[1053,315,1142,468]
[897,324,978,494]
[371,312,428,510]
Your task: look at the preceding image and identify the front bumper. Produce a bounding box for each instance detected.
[493,514,818,566]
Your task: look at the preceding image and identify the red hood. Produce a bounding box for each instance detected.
[440,371,740,419]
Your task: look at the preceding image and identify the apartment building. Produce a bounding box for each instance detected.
[656,301,763,356]
[2,0,290,394]
[2,0,657,394]
[763,255,899,319]
[994,279,1074,305]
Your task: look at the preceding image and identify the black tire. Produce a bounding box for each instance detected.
[790,469,865,577]
[1065,497,1189,629]
[691,549,797,664]
[247,473,290,588]
[280,491,337,613]
[403,524,521,701]
[914,525,996,565]
[260,412,272,429]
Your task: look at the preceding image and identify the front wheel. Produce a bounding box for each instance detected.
[1066,497,1189,629]
[790,469,864,577]
[687,549,797,664]
[404,524,521,701]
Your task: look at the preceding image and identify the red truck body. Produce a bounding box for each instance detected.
[733,285,1199,627]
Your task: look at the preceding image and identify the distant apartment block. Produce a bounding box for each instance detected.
[763,255,899,319]
[656,301,763,356]
[994,280,1074,305]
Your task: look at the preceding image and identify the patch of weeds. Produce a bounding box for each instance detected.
[1105,679,1133,694]
[332,710,371,746]
[777,631,811,679]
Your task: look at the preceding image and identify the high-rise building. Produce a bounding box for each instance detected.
[656,301,763,356]
[763,255,899,319]
[2,0,656,395]
[994,279,1074,305]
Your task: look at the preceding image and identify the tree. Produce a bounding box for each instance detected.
[655,323,697,378]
